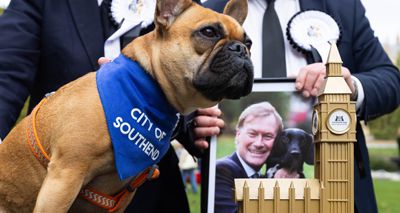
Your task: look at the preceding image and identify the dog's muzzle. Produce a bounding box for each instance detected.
[193,41,254,101]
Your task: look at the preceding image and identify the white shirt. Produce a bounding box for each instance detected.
[236,152,261,178]
[244,0,307,78]
[243,0,364,109]
[99,0,156,59]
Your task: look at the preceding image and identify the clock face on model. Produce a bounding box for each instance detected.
[327,109,351,134]
[312,109,319,135]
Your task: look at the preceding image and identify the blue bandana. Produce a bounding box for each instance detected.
[96,54,179,180]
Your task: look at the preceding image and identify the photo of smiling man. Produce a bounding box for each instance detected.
[214,101,298,213]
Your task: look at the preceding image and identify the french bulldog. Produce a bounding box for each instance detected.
[0,0,253,212]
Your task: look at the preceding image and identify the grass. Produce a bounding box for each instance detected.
[370,147,400,212]
[374,179,400,213]
[369,147,399,171]
[369,147,398,157]
[187,185,201,213]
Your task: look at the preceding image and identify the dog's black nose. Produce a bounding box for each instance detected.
[228,42,248,57]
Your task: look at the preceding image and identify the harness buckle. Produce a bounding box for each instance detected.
[147,164,160,180]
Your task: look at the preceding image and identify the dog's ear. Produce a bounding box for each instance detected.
[304,133,314,165]
[223,0,248,25]
[155,0,193,29]
[266,131,285,166]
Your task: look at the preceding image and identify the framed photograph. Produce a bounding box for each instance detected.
[207,81,315,213]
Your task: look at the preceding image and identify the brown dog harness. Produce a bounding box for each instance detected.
[26,98,160,212]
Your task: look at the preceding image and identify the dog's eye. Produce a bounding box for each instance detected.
[244,38,252,50]
[243,33,252,50]
[200,27,219,38]
[281,137,289,144]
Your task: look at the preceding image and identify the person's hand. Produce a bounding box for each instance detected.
[98,57,111,66]
[192,107,225,150]
[274,168,300,178]
[295,63,355,97]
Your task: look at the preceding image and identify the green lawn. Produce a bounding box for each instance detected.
[369,146,399,172]
[187,185,201,213]
[370,147,400,212]
[374,179,400,213]
[369,147,398,157]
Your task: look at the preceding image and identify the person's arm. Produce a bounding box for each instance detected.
[214,161,238,213]
[348,0,400,122]
[295,0,400,122]
[0,0,43,138]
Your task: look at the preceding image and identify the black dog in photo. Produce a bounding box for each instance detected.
[266,128,314,178]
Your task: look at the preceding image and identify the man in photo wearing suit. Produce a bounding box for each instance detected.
[215,102,298,213]
[205,0,400,212]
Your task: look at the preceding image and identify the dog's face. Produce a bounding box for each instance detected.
[187,8,253,102]
[124,0,253,113]
[267,128,314,174]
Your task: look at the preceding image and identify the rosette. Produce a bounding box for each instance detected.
[287,10,341,63]
[110,0,156,28]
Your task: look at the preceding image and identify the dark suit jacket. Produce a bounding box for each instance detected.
[205,0,400,213]
[215,152,248,213]
[0,0,200,212]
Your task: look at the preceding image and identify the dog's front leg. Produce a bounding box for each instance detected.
[33,160,89,213]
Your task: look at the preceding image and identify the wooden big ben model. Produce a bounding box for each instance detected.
[234,42,356,213]
[312,41,356,213]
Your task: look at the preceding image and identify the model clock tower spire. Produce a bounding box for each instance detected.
[312,41,357,213]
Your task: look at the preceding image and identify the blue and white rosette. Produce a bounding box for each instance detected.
[110,0,156,28]
[287,10,341,63]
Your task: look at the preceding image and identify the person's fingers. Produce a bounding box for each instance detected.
[296,63,325,97]
[273,170,285,178]
[295,67,308,91]
[98,57,111,66]
[342,67,355,92]
[303,64,325,96]
[194,126,221,138]
[310,73,326,96]
[194,139,209,150]
[197,107,222,117]
[194,115,225,129]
